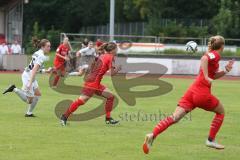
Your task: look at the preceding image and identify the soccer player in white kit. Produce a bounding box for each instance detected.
[3,39,51,117]
[69,41,97,76]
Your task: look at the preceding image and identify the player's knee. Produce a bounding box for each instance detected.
[35,93,41,97]
[34,90,41,96]
[78,71,84,76]
[220,107,225,115]
[215,103,225,114]
[171,112,185,123]
[72,98,85,107]
[27,98,33,104]
[79,96,88,103]
[171,115,180,123]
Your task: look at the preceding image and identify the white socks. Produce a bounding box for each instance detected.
[26,96,40,115]
[68,72,80,76]
[13,88,28,103]
[13,88,40,115]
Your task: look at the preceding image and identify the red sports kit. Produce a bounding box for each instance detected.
[178,50,221,111]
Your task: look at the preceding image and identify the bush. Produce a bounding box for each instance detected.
[46,27,61,50]
[187,25,208,37]
[146,19,209,38]
[159,49,201,55]
[25,22,61,54]
[159,22,187,37]
[221,50,240,57]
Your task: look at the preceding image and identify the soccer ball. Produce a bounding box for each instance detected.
[186,41,198,53]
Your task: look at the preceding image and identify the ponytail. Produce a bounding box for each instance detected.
[32,37,40,48]
[32,37,50,49]
[208,35,225,51]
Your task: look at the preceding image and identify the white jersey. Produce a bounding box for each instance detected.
[0,45,9,54]
[26,49,47,72]
[22,49,47,97]
[79,47,96,57]
[77,47,96,70]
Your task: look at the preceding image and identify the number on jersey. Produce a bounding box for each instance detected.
[208,52,215,60]
[28,57,36,70]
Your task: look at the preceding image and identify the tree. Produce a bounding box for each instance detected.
[131,0,220,36]
[212,0,240,38]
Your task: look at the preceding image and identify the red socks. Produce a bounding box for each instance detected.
[53,75,60,87]
[208,113,224,141]
[64,98,85,118]
[63,95,114,119]
[105,96,114,119]
[152,113,224,141]
[153,116,175,138]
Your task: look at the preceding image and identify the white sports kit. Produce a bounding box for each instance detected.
[78,47,96,70]
[22,49,47,97]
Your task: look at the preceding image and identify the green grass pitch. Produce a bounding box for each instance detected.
[0,73,239,160]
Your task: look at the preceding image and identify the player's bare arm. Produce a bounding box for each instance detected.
[214,59,235,79]
[56,53,69,61]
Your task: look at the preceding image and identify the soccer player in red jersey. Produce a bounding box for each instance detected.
[60,42,121,126]
[52,37,70,87]
[143,35,235,154]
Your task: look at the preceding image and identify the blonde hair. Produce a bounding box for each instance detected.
[208,35,225,51]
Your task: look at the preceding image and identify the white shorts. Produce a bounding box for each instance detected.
[78,64,89,70]
[22,71,39,97]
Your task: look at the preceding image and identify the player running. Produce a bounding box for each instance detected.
[60,42,121,126]
[68,41,97,76]
[3,39,51,117]
[52,37,71,87]
[143,35,235,154]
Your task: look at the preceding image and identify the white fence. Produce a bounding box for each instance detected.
[116,57,240,76]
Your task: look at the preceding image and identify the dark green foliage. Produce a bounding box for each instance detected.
[23,0,240,48]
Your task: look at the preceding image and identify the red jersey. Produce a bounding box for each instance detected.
[190,50,221,93]
[54,44,70,63]
[84,53,114,89]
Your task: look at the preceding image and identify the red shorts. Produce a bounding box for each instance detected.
[54,60,65,70]
[178,90,219,112]
[54,61,65,72]
[81,84,106,97]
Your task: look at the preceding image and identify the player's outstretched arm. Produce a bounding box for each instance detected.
[214,59,235,80]
[56,52,69,61]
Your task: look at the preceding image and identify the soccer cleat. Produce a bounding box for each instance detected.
[143,133,154,154]
[206,139,224,149]
[105,117,119,125]
[25,114,36,117]
[3,85,16,94]
[60,115,67,126]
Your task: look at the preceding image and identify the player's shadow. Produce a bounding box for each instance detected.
[49,55,173,121]
[49,73,119,121]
